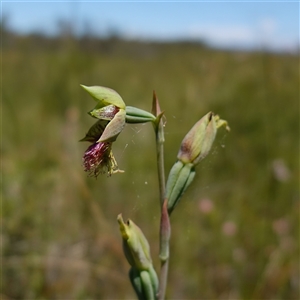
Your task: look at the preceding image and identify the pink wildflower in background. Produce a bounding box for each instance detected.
[222,221,237,237]
[198,198,214,214]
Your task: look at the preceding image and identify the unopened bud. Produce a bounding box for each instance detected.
[117,214,152,271]
[178,112,229,166]
[166,112,229,214]
[117,214,158,299]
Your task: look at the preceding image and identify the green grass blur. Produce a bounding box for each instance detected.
[2,32,299,299]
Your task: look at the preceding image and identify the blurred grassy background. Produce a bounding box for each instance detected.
[2,29,299,299]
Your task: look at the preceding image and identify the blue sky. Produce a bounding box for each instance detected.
[1,1,299,51]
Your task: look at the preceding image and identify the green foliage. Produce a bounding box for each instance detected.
[2,36,299,299]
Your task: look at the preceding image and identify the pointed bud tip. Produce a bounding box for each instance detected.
[117,213,123,224]
[152,90,162,117]
[214,114,230,131]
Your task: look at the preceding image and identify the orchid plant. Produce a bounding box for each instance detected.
[80,85,229,299]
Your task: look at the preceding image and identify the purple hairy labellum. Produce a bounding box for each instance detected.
[83,142,119,177]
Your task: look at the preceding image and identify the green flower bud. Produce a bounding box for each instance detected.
[117,214,153,271]
[178,112,229,166]
[166,112,229,213]
[118,214,158,299]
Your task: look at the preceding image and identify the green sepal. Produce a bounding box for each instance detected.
[140,270,156,300]
[98,109,126,143]
[129,268,144,300]
[80,84,125,109]
[148,266,159,297]
[168,167,196,214]
[125,106,156,123]
[165,161,184,195]
[129,267,158,300]
[166,161,195,214]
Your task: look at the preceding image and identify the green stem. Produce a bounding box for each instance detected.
[156,119,169,300]
[152,91,166,207]
[156,119,166,207]
[152,91,170,300]
[158,200,170,300]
